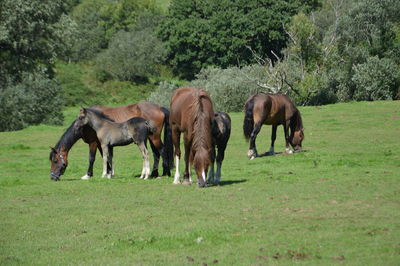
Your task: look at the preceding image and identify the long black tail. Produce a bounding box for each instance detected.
[160,107,174,169]
[243,95,255,141]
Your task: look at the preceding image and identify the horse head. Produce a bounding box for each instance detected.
[290,128,304,153]
[49,147,68,181]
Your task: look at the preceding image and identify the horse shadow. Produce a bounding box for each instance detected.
[257,149,308,158]
[209,179,247,187]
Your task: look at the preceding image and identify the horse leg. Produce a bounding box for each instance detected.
[215,141,227,183]
[148,138,160,178]
[207,145,216,184]
[82,142,97,180]
[283,122,293,154]
[182,136,192,185]
[138,142,150,179]
[101,145,109,178]
[248,122,262,160]
[106,146,113,179]
[269,124,277,155]
[171,126,181,184]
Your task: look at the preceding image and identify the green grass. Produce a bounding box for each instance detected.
[1,101,400,265]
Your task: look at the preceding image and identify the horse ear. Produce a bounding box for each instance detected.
[80,107,86,114]
[49,146,57,153]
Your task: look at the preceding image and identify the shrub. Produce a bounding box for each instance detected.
[95,28,166,82]
[147,81,180,108]
[190,65,266,112]
[352,56,399,101]
[0,71,64,131]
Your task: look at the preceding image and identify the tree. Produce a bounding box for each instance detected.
[159,0,320,79]
[0,0,73,131]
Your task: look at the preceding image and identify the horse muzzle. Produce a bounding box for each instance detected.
[50,172,60,181]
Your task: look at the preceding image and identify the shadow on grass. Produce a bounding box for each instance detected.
[209,179,247,187]
[257,149,308,158]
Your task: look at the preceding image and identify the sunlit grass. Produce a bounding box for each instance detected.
[1,101,399,264]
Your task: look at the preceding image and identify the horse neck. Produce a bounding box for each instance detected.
[86,112,110,132]
[55,122,82,152]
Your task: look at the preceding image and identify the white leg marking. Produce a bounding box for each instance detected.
[81,174,91,180]
[202,171,206,183]
[286,148,293,154]
[173,155,180,184]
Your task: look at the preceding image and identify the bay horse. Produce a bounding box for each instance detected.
[73,107,154,179]
[243,93,304,160]
[169,87,214,187]
[49,102,173,181]
[208,112,231,184]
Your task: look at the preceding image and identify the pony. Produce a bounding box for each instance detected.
[243,93,304,160]
[73,107,155,179]
[208,112,231,184]
[169,87,214,187]
[49,102,173,181]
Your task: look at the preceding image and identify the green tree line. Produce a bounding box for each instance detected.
[1,0,399,131]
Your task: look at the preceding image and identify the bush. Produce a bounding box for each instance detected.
[147,81,180,108]
[190,65,266,112]
[0,71,64,131]
[95,28,166,82]
[352,56,399,101]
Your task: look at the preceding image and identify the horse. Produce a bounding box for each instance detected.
[169,87,214,187]
[73,107,155,179]
[243,93,304,160]
[49,102,173,181]
[208,112,231,184]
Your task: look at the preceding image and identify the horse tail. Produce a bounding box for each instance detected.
[160,106,174,169]
[243,95,255,141]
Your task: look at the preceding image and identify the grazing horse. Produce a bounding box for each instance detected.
[49,102,173,181]
[243,93,304,160]
[208,112,231,184]
[74,107,155,179]
[170,87,214,187]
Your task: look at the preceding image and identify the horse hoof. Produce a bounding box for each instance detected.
[173,181,181,185]
[81,175,91,180]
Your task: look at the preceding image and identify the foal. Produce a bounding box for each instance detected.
[208,112,231,184]
[74,107,155,179]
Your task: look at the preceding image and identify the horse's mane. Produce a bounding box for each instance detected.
[86,108,115,122]
[53,120,82,151]
[189,88,213,166]
[291,108,304,131]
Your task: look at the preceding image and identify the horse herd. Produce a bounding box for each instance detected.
[50,87,304,187]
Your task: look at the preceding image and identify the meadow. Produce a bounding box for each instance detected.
[0,101,399,265]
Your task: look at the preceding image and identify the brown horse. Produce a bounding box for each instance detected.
[243,93,304,160]
[49,102,173,181]
[169,87,214,187]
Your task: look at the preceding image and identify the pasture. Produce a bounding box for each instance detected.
[1,101,399,265]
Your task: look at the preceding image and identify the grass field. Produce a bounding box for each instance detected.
[1,101,399,265]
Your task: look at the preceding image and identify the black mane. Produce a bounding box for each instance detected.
[86,108,115,122]
[53,120,82,151]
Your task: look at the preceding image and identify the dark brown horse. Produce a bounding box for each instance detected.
[243,93,304,160]
[170,87,214,187]
[49,102,173,181]
[208,112,231,184]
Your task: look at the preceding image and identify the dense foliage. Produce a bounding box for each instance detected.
[159,0,320,79]
[0,0,73,131]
